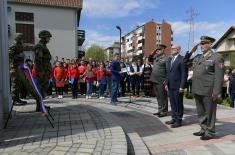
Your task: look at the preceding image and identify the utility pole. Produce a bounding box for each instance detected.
[186,7,198,51]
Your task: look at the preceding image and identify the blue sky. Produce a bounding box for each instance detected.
[80,0,235,53]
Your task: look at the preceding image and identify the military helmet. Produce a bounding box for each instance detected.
[38,30,52,38]
[15,33,23,40]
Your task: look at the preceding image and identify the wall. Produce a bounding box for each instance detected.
[216,31,235,52]
[161,22,172,55]
[144,21,156,57]
[8,3,77,60]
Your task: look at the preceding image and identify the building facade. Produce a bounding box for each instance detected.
[106,42,120,60]
[7,0,84,60]
[121,20,172,60]
[213,26,235,68]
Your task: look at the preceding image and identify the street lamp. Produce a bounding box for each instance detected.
[116,25,122,56]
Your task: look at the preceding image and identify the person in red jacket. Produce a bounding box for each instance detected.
[63,62,69,94]
[83,64,95,99]
[78,60,87,95]
[97,63,107,99]
[47,65,54,98]
[68,62,80,99]
[54,61,66,99]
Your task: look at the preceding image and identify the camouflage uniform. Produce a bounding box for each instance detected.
[9,33,27,104]
[34,30,52,99]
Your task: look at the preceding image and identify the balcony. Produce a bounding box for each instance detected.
[77,29,85,46]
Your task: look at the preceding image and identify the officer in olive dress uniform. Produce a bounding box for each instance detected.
[34,30,52,111]
[184,36,224,140]
[149,44,169,117]
[9,33,27,105]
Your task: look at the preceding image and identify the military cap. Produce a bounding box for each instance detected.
[39,30,52,38]
[14,33,23,40]
[200,36,216,44]
[155,44,167,50]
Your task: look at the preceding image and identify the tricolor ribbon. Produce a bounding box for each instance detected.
[20,64,47,114]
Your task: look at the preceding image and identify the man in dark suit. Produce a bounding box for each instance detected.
[165,44,187,128]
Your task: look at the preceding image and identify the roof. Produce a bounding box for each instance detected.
[213,26,235,49]
[8,0,83,9]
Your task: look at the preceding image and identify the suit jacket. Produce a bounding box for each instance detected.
[183,50,224,96]
[166,55,187,90]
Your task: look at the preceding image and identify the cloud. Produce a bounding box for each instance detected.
[170,21,234,53]
[83,0,159,18]
[170,21,233,39]
[85,30,118,48]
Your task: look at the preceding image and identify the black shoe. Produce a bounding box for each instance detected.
[171,123,182,128]
[153,112,160,116]
[18,99,27,104]
[158,113,167,117]
[193,131,204,136]
[165,120,175,125]
[200,135,214,140]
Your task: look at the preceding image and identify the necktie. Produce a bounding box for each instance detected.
[171,56,175,68]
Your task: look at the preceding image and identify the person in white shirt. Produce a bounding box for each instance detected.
[187,67,193,94]
[128,58,143,97]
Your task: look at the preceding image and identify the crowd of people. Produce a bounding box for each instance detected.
[19,55,157,101]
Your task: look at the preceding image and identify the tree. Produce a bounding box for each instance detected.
[85,44,107,62]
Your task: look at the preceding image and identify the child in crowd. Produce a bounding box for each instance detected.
[97,63,107,99]
[63,62,69,94]
[83,64,95,99]
[68,62,80,99]
[78,60,87,95]
[54,61,66,99]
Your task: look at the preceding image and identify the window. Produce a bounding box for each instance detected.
[15,12,35,44]
[16,24,34,44]
[138,40,142,44]
[15,12,34,21]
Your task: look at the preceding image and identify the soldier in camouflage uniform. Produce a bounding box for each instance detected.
[149,44,169,117]
[9,33,27,105]
[184,36,224,140]
[34,30,52,111]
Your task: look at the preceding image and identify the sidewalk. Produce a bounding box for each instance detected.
[0,96,235,155]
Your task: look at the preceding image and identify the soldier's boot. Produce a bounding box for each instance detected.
[14,98,27,106]
[17,99,27,104]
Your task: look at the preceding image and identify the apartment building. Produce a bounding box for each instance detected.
[121,20,172,60]
[106,42,120,60]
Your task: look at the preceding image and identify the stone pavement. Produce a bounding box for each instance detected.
[1,95,235,155]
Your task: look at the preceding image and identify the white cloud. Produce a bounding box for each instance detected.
[170,21,234,52]
[170,21,233,39]
[85,30,118,48]
[83,0,159,18]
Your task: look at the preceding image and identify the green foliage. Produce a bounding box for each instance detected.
[85,44,107,62]
[218,97,230,107]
